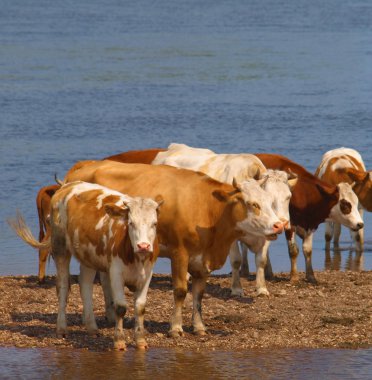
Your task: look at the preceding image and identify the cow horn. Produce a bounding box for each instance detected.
[54,173,64,186]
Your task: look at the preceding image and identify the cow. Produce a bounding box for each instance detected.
[315,147,372,251]
[9,181,163,350]
[36,184,60,283]
[63,160,284,337]
[151,143,298,296]
[255,153,364,283]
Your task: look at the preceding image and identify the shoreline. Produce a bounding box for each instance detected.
[0,271,371,351]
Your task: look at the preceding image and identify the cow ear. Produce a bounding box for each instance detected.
[253,168,261,180]
[232,178,242,192]
[154,195,164,209]
[212,190,230,202]
[105,203,128,219]
[316,183,335,196]
[338,167,368,183]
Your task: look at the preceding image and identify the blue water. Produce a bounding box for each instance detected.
[0,1,371,376]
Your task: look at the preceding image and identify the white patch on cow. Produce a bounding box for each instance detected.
[189,254,204,273]
[95,215,108,230]
[108,219,114,239]
[327,182,363,229]
[102,234,107,250]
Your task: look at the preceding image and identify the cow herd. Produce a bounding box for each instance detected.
[8,144,372,350]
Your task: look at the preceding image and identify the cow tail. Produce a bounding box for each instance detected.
[7,211,51,250]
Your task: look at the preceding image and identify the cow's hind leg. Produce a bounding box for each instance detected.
[302,231,317,284]
[53,249,71,338]
[99,271,115,325]
[192,275,207,335]
[109,259,127,350]
[169,250,188,338]
[240,242,250,277]
[325,222,334,250]
[229,241,244,296]
[79,264,99,335]
[286,228,300,282]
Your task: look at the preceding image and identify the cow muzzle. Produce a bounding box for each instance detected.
[351,222,364,232]
[136,242,151,253]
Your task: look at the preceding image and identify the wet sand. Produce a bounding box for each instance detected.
[0,271,371,351]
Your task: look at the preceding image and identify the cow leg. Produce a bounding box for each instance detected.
[192,275,207,335]
[333,223,341,248]
[134,269,153,350]
[240,242,250,277]
[253,239,270,296]
[109,259,127,350]
[99,271,115,325]
[302,231,317,284]
[79,264,98,335]
[38,248,49,283]
[229,241,244,296]
[324,222,334,250]
[53,251,71,338]
[286,229,300,282]
[264,250,274,280]
[169,251,189,338]
[351,208,364,252]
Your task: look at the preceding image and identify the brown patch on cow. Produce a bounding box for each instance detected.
[340,199,352,215]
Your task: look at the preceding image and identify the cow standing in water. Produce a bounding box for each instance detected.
[64,160,283,337]
[315,147,372,251]
[9,181,163,350]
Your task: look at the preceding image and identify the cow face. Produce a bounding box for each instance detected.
[106,196,163,254]
[259,170,297,230]
[233,179,284,241]
[327,183,364,231]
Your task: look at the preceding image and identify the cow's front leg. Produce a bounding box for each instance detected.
[253,239,270,296]
[192,275,207,335]
[240,241,250,277]
[229,240,244,296]
[109,258,127,350]
[333,223,341,248]
[302,230,317,284]
[351,208,364,252]
[264,250,274,280]
[79,264,98,335]
[286,228,300,282]
[133,269,153,349]
[99,271,115,325]
[53,250,71,338]
[324,221,334,250]
[169,250,189,338]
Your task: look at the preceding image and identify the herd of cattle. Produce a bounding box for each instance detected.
[8,144,372,350]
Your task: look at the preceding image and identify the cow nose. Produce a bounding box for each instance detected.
[273,222,284,234]
[356,222,364,230]
[137,242,150,251]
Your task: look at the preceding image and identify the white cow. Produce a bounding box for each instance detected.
[153,143,298,296]
[8,181,163,350]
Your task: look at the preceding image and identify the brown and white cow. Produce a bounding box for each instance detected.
[315,147,371,251]
[63,160,283,337]
[255,153,363,283]
[9,181,163,350]
[151,143,298,296]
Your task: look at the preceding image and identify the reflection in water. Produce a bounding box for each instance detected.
[1,347,371,380]
[324,247,364,272]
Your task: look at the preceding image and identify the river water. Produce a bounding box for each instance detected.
[1,0,371,377]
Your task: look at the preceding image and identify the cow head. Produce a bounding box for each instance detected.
[327,182,364,231]
[338,167,372,212]
[105,196,163,255]
[231,179,285,241]
[258,169,297,230]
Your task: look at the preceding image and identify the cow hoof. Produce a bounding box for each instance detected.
[306,276,318,285]
[194,329,207,336]
[114,340,127,351]
[290,275,299,283]
[168,330,183,338]
[256,288,270,297]
[240,269,249,278]
[230,288,244,297]
[56,329,67,339]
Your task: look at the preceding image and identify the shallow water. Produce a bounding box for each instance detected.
[1,347,371,380]
[0,0,371,376]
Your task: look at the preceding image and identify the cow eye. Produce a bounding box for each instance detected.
[152,222,157,227]
[252,202,260,210]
